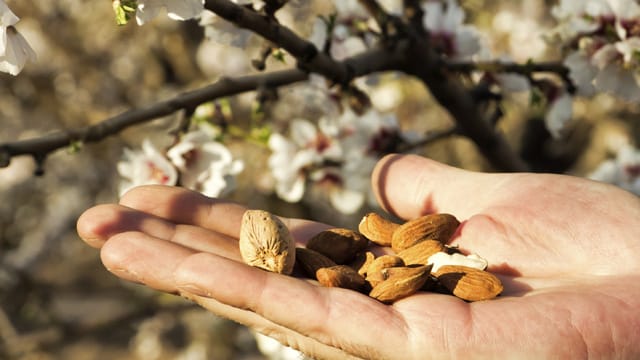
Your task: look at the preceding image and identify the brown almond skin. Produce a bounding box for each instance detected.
[369,265,431,303]
[295,248,337,279]
[358,213,399,247]
[396,239,446,266]
[366,264,433,288]
[306,228,369,264]
[365,255,405,288]
[350,251,376,277]
[434,265,504,302]
[391,213,460,252]
[316,265,366,292]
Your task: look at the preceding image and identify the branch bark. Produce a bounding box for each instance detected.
[445,60,569,76]
[0,69,307,168]
[398,39,531,171]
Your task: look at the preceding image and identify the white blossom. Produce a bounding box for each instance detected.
[268,118,343,204]
[253,332,311,360]
[545,92,573,139]
[421,0,482,59]
[117,139,178,196]
[0,2,35,75]
[136,0,204,25]
[308,12,368,61]
[167,130,244,198]
[0,26,36,75]
[0,1,18,31]
[199,10,254,47]
[588,144,640,194]
[267,132,308,203]
[268,107,406,214]
[551,0,640,101]
[333,0,367,19]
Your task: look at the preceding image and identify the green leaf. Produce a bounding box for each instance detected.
[113,0,137,26]
[67,140,83,154]
[249,125,273,145]
[272,49,287,63]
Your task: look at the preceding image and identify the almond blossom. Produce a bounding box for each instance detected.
[167,130,244,198]
[0,1,35,75]
[421,0,482,59]
[268,107,407,214]
[588,143,640,195]
[135,0,204,25]
[197,1,264,46]
[117,139,178,196]
[268,118,343,204]
[551,0,640,101]
[544,91,573,139]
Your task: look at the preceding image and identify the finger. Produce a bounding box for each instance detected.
[120,185,334,245]
[78,204,174,248]
[100,231,197,293]
[77,204,240,259]
[174,252,421,359]
[371,154,503,220]
[99,232,360,358]
[179,293,362,360]
[119,185,246,238]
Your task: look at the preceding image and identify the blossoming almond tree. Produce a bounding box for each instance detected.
[3,0,640,209]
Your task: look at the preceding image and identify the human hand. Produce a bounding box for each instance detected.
[77,154,640,359]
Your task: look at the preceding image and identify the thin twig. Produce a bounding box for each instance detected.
[445,60,569,77]
[357,0,391,33]
[204,0,352,84]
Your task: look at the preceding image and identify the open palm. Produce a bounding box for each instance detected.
[77,154,640,359]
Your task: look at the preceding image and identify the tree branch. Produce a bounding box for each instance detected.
[204,0,354,84]
[0,45,403,170]
[445,60,569,76]
[204,0,529,171]
[3,1,537,173]
[357,0,391,33]
[0,69,307,169]
[398,41,530,171]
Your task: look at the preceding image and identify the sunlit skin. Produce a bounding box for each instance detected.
[77,154,640,359]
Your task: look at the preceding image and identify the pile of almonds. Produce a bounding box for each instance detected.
[239,210,503,303]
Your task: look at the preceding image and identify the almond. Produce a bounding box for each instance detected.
[366,264,433,287]
[350,251,376,277]
[434,265,503,302]
[391,213,460,252]
[295,248,337,279]
[316,265,366,292]
[358,212,399,247]
[369,265,432,303]
[396,239,446,266]
[239,210,295,275]
[306,228,369,264]
[365,255,405,287]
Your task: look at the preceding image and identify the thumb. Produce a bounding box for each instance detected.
[371,154,498,220]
